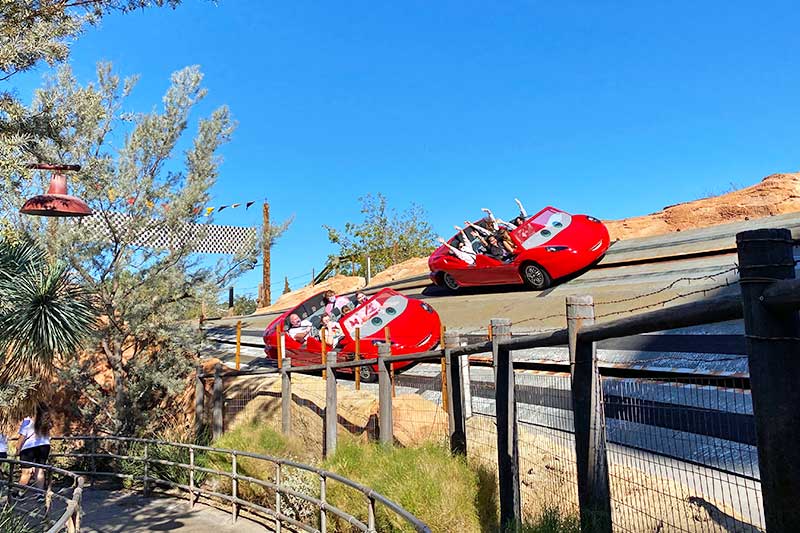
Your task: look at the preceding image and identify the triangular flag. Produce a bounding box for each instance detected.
[193,207,201,215]
[246,201,255,210]
[107,188,117,202]
[231,203,241,209]
[127,197,135,206]
[205,207,214,216]
[217,205,228,212]
[145,200,154,209]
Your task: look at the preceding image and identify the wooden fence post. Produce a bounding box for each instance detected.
[567,295,612,533]
[194,366,204,438]
[212,364,223,440]
[324,352,338,458]
[378,343,393,445]
[491,318,512,379]
[235,320,242,371]
[737,228,800,532]
[445,332,467,456]
[281,358,292,436]
[495,339,521,528]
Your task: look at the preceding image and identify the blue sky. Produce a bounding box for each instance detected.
[13,1,800,298]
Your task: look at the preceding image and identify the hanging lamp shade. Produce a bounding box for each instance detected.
[20,164,92,218]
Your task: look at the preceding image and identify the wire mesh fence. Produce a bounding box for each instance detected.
[602,375,763,532]
[199,333,770,533]
[514,370,580,520]
[393,362,449,447]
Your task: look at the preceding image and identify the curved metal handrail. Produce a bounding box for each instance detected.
[50,435,431,532]
[0,458,84,532]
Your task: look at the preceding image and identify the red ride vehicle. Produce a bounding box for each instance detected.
[429,206,610,291]
[262,288,441,382]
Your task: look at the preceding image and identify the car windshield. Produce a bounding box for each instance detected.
[285,293,330,330]
[512,207,572,249]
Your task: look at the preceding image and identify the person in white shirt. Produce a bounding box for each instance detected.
[17,403,52,495]
[437,237,476,265]
[0,432,7,459]
[287,313,314,342]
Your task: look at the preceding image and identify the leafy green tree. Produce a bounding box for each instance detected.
[324,193,435,276]
[232,295,257,316]
[4,63,268,435]
[0,237,94,420]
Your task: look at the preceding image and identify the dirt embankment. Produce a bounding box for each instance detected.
[262,172,800,309]
[605,172,800,241]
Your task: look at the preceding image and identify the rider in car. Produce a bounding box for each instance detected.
[485,234,513,262]
[287,313,314,342]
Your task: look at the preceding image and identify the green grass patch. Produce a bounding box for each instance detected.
[209,421,319,523]
[322,441,482,532]
[206,420,577,533]
[506,506,580,533]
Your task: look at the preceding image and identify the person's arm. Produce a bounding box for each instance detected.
[481,208,499,230]
[515,198,527,218]
[465,221,491,237]
[454,225,472,246]
[437,237,474,259]
[496,218,517,230]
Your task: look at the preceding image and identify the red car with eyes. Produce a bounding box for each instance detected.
[262,288,441,382]
[428,206,609,291]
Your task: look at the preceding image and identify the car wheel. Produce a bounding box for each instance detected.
[359,365,378,383]
[442,272,460,291]
[521,263,552,290]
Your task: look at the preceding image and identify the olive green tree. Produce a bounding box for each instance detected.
[4,63,269,435]
[323,193,435,276]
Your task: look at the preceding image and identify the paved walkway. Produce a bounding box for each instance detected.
[80,489,270,532]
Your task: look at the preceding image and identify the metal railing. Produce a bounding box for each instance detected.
[49,435,430,533]
[0,458,84,532]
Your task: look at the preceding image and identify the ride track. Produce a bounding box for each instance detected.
[205,211,800,360]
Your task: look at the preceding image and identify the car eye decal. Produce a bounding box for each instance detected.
[520,213,572,249]
[371,317,383,326]
[386,307,397,316]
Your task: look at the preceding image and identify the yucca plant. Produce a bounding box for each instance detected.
[0,237,95,418]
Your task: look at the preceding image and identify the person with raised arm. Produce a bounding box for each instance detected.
[437,236,476,265]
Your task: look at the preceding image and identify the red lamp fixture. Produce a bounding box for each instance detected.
[20,163,93,217]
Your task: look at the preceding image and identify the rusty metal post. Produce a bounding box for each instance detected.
[568,295,611,533]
